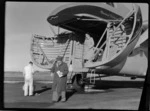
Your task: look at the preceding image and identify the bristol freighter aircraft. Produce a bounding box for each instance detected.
[30,3,148,90]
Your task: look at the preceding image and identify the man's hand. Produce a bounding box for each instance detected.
[57,71,63,77]
[59,72,63,77]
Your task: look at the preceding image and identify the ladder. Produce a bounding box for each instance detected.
[90,69,96,84]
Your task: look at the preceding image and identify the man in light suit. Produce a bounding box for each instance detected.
[23,61,34,96]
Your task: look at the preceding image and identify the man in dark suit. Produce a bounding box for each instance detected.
[50,56,69,102]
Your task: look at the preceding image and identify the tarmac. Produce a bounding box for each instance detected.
[4,76,144,110]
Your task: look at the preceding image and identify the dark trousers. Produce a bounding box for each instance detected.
[52,91,66,101]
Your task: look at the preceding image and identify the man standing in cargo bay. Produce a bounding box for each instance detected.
[84,33,95,62]
[50,56,69,102]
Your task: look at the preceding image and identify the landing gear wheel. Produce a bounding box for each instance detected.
[72,74,85,92]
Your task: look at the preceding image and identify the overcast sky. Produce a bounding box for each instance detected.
[4,2,148,71]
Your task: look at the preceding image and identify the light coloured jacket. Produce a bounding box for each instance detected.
[23,64,34,80]
[84,37,94,50]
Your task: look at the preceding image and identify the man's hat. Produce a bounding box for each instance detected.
[56,56,63,61]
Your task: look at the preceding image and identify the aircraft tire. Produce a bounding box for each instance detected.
[72,74,85,92]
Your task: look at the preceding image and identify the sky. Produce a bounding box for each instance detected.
[4,2,148,71]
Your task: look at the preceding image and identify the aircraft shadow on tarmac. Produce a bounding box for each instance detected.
[32,79,144,99]
[90,79,144,90]
[33,84,76,101]
[66,89,77,100]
